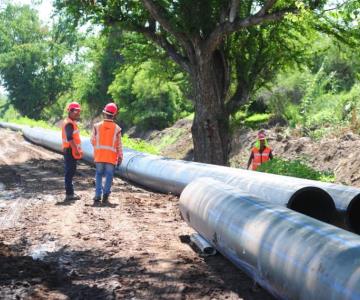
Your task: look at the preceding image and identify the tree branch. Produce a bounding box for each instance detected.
[141,0,193,56]
[133,25,191,73]
[226,83,250,114]
[255,0,278,17]
[229,0,240,23]
[205,8,294,56]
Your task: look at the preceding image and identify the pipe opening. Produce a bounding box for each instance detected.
[288,187,336,224]
[347,194,360,234]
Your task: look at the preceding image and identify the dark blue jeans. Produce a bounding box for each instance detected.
[64,148,77,195]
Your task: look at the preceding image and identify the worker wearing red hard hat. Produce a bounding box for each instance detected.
[91,102,123,204]
[61,101,83,201]
[247,130,273,170]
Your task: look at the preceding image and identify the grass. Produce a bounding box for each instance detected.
[244,113,271,128]
[122,134,159,154]
[0,117,158,154]
[257,157,335,182]
[1,117,59,130]
[153,128,186,151]
[230,112,271,130]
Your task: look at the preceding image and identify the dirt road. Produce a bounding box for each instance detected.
[0,128,273,300]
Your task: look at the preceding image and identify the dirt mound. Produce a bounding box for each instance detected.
[230,127,360,187]
[147,118,360,187]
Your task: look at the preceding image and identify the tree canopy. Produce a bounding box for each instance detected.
[0,4,77,119]
[54,0,359,165]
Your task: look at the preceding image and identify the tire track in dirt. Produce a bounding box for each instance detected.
[0,129,60,229]
[0,152,29,229]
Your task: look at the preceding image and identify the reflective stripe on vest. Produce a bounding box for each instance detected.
[61,117,82,159]
[252,147,271,171]
[93,121,121,164]
[62,118,81,149]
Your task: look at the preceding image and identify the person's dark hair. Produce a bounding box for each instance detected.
[103,112,114,119]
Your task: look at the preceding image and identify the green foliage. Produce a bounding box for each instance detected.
[257,158,335,182]
[0,4,77,119]
[153,128,186,151]
[230,111,271,130]
[0,97,19,120]
[74,26,124,117]
[0,115,158,154]
[55,0,360,165]
[110,61,192,130]
[122,134,159,154]
[0,117,59,130]
[244,113,271,128]
[244,114,270,127]
[263,35,360,135]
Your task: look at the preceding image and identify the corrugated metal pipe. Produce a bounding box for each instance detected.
[179,177,360,300]
[2,122,360,232]
[223,169,360,233]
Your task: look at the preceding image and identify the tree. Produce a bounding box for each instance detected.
[109,60,192,130]
[74,25,125,116]
[55,0,359,165]
[0,5,76,119]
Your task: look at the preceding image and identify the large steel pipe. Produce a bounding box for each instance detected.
[180,178,360,300]
[117,149,336,223]
[1,125,338,225]
[0,121,26,132]
[225,170,360,233]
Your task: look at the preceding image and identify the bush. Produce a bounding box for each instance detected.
[122,134,159,154]
[257,157,335,182]
[244,113,271,128]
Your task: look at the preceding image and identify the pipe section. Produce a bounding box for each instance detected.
[225,170,360,233]
[180,178,360,300]
[190,233,216,255]
[4,123,356,228]
[116,149,336,223]
[0,121,26,132]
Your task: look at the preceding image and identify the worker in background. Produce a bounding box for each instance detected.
[247,130,273,171]
[91,103,123,204]
[62,102,83,201]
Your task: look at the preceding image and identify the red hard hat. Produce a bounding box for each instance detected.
[103,103,118,115]
[67,102,81,112]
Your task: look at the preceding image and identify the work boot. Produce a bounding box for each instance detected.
[93,195,101,204]
[65,194,81,201]
[102,194,110,203]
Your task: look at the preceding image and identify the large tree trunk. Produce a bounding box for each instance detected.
[191,48,230,165]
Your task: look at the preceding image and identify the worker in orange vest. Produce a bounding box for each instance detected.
[62,102,83,201]
[91,103,123,204]
[247,130,273,171]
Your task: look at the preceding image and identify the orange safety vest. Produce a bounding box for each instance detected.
[92,120,122,165]
[251,147,271,170]
[61,117,83,160]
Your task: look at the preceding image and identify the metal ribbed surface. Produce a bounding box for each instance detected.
[180,178,360,300]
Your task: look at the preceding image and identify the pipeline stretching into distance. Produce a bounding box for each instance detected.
[1,122,360,232]
[2,122,360,299]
